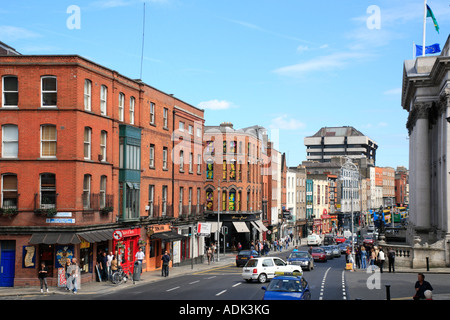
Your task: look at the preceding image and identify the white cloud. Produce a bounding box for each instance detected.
[269,114,305,130]
[197,99,236,110]
[384,88,402,95]
[0,26,41,41]
[273,51,372,77]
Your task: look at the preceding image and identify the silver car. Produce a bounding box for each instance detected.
[329,245,341,258]
[320,246,333,260]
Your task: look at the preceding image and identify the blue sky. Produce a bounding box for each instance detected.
[1,0,448,168]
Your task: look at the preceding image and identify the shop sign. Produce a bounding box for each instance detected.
[196,222,211,236]
[113,230,123,240]
[46,218,75,224]
[114,228,140,240]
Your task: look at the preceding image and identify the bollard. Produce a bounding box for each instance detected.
[385,284,391,301]
[426,257,429,271]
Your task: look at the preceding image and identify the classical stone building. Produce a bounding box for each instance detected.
[401,35,450,267]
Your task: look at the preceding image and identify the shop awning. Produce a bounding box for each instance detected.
[209,222,222,234]
[254,220,268,232]
[77,229,114,243]
[232,221,250,233]
[150,231,187,241]
[29,233,81,245]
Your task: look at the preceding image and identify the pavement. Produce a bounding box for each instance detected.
[1,240,450,299]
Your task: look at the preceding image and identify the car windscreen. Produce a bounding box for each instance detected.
[238,250,253,256]
[245,259,258,267]
[289,252,309,259]
[267,279,302,292]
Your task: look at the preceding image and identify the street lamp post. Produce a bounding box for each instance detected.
[217,179,220,262]
[340,157,359,269]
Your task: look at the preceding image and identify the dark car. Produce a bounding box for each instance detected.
[287,251,314,271]
[261,272,311,300]
[236,250,260,267]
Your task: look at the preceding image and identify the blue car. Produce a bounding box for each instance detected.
[261,272,311,300]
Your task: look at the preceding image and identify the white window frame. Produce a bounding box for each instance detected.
[40,125,57,158]
[150,102,155,125]
[149,144,155,168]
[130,96,135,125]
[83,174,91,209]
[2,76,18,108]
[163,108,168,129]
[84,127,91,160]
[100,85,107,116]
[100,175,107,208]
[2,124,18,158]
[163,147,168,170]
[41,76,57,108]
[118,92,124,122]
[84,79,91,111]
[1,174,18,209]
[100,130,107,161]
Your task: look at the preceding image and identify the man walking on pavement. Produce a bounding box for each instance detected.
[161,250,171,277]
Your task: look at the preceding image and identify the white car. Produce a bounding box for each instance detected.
[242,257,302,283]
[307,234,322,246]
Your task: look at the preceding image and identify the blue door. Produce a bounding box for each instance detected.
[0,250,15,287]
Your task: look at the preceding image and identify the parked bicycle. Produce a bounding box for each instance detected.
[111,266,130,285]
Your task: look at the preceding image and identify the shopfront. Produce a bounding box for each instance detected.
[112,228,141,274]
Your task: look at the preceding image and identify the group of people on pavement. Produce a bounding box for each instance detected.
[38,257,81,294]
[346,245,396,273]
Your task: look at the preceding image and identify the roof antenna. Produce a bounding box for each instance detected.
[140,2,146,80]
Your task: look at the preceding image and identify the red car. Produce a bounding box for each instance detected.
[335,236,346,244]
[311,248,327,262]
[363,236,375,246]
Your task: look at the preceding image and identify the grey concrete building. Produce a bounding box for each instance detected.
[304,126,378,165]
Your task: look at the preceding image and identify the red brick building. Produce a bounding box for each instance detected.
[0,53,205,287]
[203,123,268,250]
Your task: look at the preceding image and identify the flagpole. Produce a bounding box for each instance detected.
[422,0,427,57]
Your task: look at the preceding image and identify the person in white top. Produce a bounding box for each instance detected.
[135,247,145,274]
[378,248,385,273]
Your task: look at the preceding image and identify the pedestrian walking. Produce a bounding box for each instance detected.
[378,247,385,273]
[207,247,212,265]
[67,258,80,294]
[413,273,433,300]
[38,262,49,293]
[388,247,396,273]
[135,247,145,273]
[360,246,367,269]
[107,251,114,280]
[161,250,171,277]
[370,248,376,267]
[64,258,71,290]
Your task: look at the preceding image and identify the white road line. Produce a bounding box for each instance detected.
[206,276,216,279]
[216,290,227,296]
[319,267,331,300]
[342,271,347,300]
[189,280,200,285]
[166,286,180,292]
[232,283,241,288]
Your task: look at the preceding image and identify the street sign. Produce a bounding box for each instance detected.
[196,222,211,236]
[113,230,123,241]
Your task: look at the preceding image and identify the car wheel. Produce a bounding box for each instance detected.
[258,273,267,283]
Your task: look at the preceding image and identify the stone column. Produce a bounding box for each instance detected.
[413,102,432,230]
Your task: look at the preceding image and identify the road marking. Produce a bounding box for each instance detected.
[189,280,200,284]
[232,282,241,288]
[166,286,180,292]
[319,267,331,300]
[206,276,216,279]
[216,290,227,296]
[342,271,347,300]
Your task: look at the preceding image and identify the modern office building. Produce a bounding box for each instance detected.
[304,126,378,165]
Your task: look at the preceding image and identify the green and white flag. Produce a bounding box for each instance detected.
[426,4,439,34]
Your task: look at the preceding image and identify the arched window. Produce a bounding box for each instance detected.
[206,189,214,211]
